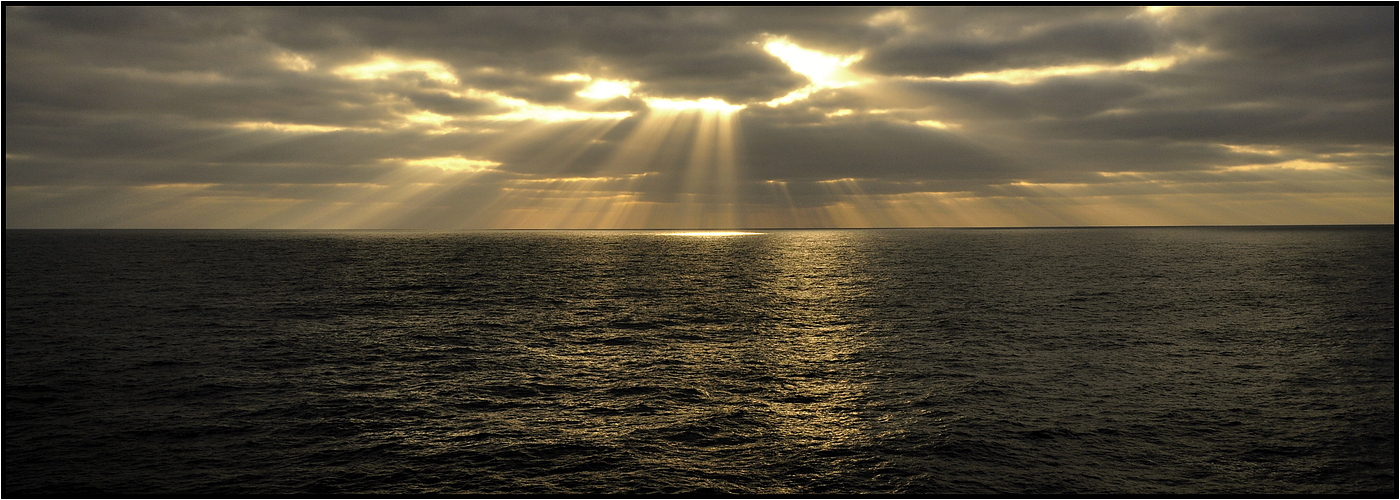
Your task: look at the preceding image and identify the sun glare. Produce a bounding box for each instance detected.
[763,37,862,88]
[577,79,638,99]
[551,73,640,100]
[762,36,866,106]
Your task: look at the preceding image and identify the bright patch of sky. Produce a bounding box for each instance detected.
[762,36,868,106]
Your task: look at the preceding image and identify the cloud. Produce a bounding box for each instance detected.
[860,9,1172,77]
[740,117,1021,182]
[4,6,1393,228]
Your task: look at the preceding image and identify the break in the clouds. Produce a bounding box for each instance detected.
[5,6,1394,228]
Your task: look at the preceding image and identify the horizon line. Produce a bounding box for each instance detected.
[5,223,1394,231]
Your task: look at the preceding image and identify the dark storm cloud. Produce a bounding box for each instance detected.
[4,66,410,131]
[861,9,1170,77]
[4,156,394,187]
[857,6,1394,186]
[7,7,279,74]
[401,89,507,116]
[1029,105,1393,146]
[1173,6,1395,65]
[4,6,831,116]
[889,77,1152,121]
[241,6,861,103]
[4,112,488,166]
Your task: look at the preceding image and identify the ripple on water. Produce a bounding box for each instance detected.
[2,227,1394,494]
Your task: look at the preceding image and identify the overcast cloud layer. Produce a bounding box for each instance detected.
[5,6,1394,228]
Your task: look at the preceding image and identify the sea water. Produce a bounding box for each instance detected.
[3,227,1395,494]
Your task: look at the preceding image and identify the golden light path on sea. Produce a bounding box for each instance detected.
[661,231,764,237]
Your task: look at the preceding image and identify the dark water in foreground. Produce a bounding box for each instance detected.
[4,227,1395,495]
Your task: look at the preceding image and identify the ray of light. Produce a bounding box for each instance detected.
[251,164,455,228]
[491,190,654,229]
[29,182,309,229]
[463,109,690,229]
[315,54,770,229]
[382,115,636,229]
[439,119,646,229]
[674,106,744,229]
[680,111,719,227]
[474,97,747,229]
[471,171,652,229]
[750,180,809,228]
[815,178,902,227]
[523,119,631,170]
[93,183,222,227]
[715,111,742,226]
[602,109,691,174]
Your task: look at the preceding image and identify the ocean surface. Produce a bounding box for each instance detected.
[3,227,1395,495]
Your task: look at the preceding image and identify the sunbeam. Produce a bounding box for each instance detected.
[7,7,1389,230]
[476,96,747,229]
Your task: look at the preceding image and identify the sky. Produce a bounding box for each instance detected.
[5,5,1395,229]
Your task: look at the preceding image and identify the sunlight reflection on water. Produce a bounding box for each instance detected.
[2,227,1394,495]
[661,231,765,236]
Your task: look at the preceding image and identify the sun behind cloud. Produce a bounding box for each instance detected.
[3,7,1391,229]
[762,36,868,106]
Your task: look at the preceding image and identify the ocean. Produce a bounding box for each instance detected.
[3,226,1395,495]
